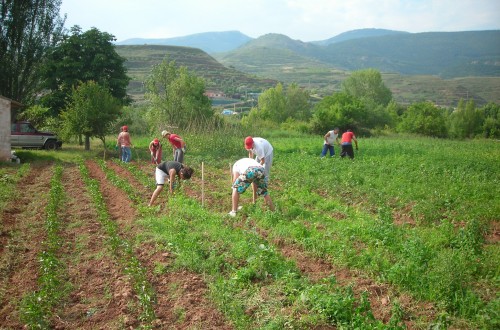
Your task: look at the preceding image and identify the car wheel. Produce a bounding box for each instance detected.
[45,140,57,150]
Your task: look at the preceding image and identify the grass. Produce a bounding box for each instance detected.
[3,132,499,329]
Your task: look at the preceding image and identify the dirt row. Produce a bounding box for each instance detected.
[119,161,437,327]
[0,159,437,328]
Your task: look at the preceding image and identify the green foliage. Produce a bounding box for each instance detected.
[398,102,447,137]
[41,26,130,115]
[0,0,65,104]
[342,69,393,107]
[310,92,366,133]
[286,83,312,121]
[144,57,213,130]
[61,81,122,150]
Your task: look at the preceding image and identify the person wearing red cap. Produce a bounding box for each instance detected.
[244,136,273,179]
[116,125,132,162]
[149,138,162,164]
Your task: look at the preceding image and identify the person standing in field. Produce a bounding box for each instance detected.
[116,125,132,162]
[228,157,274,217]
[321,127,340,158]
[162,130,186,163]
[339,129,359,159]
[148,161,194,206]
[244,136,273,179]
[149,138,162,164]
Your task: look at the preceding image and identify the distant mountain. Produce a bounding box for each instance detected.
[312,28,409,46]
[214,30,500,78]
[116,31,252,53]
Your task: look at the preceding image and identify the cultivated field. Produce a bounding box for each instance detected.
[1,134,498,329]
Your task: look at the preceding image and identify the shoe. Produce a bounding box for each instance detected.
[228,210,237,217]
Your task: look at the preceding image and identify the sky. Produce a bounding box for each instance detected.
[59,0,500,42]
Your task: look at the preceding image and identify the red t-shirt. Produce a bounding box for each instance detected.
[168,134,182,149]
[341,131,355,144]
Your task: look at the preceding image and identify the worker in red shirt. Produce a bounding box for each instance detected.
[161,130,186,163]
[149,138,162,164]
[339,129,358,159]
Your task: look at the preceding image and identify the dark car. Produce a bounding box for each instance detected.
[11,121,63,150]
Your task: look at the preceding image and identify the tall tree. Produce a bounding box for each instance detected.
[257,83,286,122]
[342,68,392,107]
[145,57,213,130]
[60,81,121,150]
[0,0,65,104]
[310,92,366,134]
[286,83,311,121]
[41,26,130,115]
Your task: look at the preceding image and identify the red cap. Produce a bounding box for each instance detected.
[244,136,253,149]
[153,138,159,144]
[122,125,128,131]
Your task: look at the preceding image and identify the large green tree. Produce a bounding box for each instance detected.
[61,81,121,150]
[398,102,447,137]
[342,68,392,107]
[0,0,65,104]
[145,57,213,130]
[41,26,130,115]
[310,92,366,134]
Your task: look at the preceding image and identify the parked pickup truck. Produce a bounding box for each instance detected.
[11,121,63,150]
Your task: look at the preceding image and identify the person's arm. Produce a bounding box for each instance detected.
[336,135,340,145]
[324,132,330,144]
[248,150,254,159]
[353,136,358,149]
[168,169,176,193]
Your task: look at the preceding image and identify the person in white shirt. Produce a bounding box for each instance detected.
[228,158,274,217]
[244,136,273,179]
[321,127,340,158]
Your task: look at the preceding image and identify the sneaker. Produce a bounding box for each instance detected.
[228,210,237,217]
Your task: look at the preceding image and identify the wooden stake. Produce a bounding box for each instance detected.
[201,161,204,207]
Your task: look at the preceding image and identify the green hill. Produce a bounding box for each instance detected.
[115,45,277,101]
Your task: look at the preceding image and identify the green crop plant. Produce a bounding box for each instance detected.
[20,164,69,328]
[78,161,156,325]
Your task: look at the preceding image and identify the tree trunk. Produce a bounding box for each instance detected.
[85,135,90,150]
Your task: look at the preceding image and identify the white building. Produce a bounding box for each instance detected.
[0,96,23,161]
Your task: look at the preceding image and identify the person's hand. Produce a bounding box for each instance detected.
[356,146,359,150]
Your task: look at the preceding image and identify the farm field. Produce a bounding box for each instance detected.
[0,134,498,329]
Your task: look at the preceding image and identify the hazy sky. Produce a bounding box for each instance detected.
[60,0,500,42]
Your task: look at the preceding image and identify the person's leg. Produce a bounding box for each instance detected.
[327,145,333,157]
[340,145,346,158]
[121,147,126,162]
[264,154,273,179]
[124,147,131,162]
[321,144,328,157]
[347,145,354,159]
[264,194,275,211]
[148,185,163,206]
[231,188,240,212]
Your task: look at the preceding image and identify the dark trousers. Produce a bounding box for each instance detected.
[340,144,354,159]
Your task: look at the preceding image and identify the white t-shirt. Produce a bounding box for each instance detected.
[252,137,273,159]
[233,158,261,175]
[324,131,338,145]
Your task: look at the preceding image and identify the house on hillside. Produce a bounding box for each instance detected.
[0,96,23,161]
[204,90,226,98]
